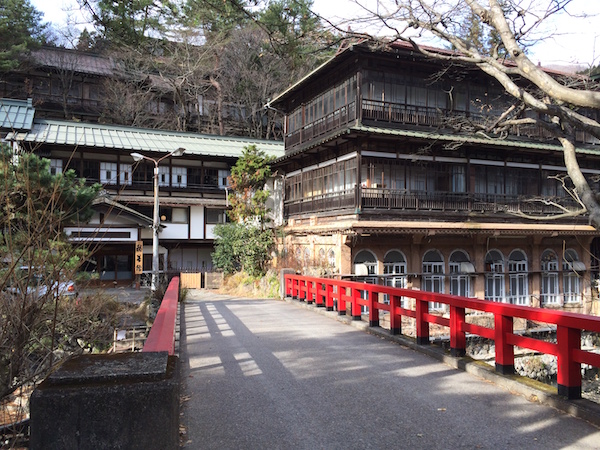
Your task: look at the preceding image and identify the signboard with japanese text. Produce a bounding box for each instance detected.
[135,241,143,274]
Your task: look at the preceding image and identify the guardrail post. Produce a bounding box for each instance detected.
[325,283,334,311]
[494,314,514,374]
[307,280,314,304]
[299,278,307,302]
[389,295,401,335]
[338,287,347,316]
[556,325,582,399]
[369,289,379,327]
[352,286,362,320]
[316,282,325,307]
[415,298,429,345]
[450,305,466,357]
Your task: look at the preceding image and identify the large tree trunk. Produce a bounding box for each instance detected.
[559,136,600,228]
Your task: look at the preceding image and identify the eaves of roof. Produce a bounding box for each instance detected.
[274,124,600,164]
[0,98,35,131]
[116,195,227,208]
[30,48,115,77]
[6,119,284,159]
[285,220,598,236]
[92,195,155,228]
[352,124,600,155]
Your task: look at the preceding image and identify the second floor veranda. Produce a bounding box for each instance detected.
[284,97,600,153]
[284,185,584,221]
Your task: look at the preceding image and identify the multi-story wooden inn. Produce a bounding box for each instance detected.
[1,98,283,286]
[269,41,600,314]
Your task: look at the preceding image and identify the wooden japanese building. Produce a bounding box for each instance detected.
[269,41,600,314]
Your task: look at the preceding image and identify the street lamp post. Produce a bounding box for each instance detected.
[131,147,185,293]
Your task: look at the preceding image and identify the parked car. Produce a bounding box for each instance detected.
[5,267,77,299]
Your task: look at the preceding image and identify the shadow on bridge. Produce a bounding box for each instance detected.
[180,293,600,449]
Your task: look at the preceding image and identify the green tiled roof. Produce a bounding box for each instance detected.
[6,119,284,158]
[0,98,35,131]
[352,124,600,155]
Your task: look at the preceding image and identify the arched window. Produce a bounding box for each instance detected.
[541,250,559,306]
[508,250,529,305]
[485,250,505,302]
[354,250,378,314]
[422,250,444,310]
[353,250,377,277]
[449,250,473,297]
[383,250,407,306]
[563,249,582,304]
[304,247,311,265]
[327,249,336,269]
[383,250,407,287]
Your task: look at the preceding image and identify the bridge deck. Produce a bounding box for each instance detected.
[180,291,600,449]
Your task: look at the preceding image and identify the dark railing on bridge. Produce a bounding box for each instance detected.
[284,186,578,217]
[285,274,600,400]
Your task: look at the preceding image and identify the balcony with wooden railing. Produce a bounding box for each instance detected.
[284,185,581,218]
[284,98,600,153]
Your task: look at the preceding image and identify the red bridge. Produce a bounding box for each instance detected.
[285,273,600,400]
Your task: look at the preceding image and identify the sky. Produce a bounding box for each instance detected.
[31,0,600,69]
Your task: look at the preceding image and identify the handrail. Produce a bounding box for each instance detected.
[284,274,600,400]
[143,276,180,355]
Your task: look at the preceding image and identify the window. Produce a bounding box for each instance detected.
[422,250,444,310]
[171,208,188,223]
[100,162,118,185]
[563,249,582,303]
[384,250,407,306]
[541,250,559,305]
[541,170,567,197]
[172,167,187,188]
[508,250,528,305]
[451,166,466,193]
[485,250,505,302]
[204,168,218,186]
[82,160,99,182]
[218,169,230,188]
[354,250,378,314]
[354,250,377,277]
[158,166,169,187]
[328,249,336,269]
[449,250,473,297]
[50,159,63,176]
[132,162,152,185]
[206,208,227,224]
[120,163,132,185]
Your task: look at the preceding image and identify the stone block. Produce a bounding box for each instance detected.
[30,352,179,450]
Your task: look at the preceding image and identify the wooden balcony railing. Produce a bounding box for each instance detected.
[285,102,357,149]
[284,186,580,217]
[284,98,600,152]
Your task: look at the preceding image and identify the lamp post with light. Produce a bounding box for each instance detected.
[131,147,185,293]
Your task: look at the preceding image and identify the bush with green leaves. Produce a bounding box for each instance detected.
[212,222,274,278]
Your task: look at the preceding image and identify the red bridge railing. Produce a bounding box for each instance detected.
[285,274,600,400]
[143,276,179,355]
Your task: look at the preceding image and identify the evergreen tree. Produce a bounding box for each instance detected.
[0,0,46,71]
[227,144,274,226]
[212,144,275,277]
[77,0,178,47]
[0,145,103,400]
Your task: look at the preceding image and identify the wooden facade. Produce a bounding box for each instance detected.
[271,42,600,314]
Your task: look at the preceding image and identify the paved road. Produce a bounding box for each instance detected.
[180,292,600,449]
